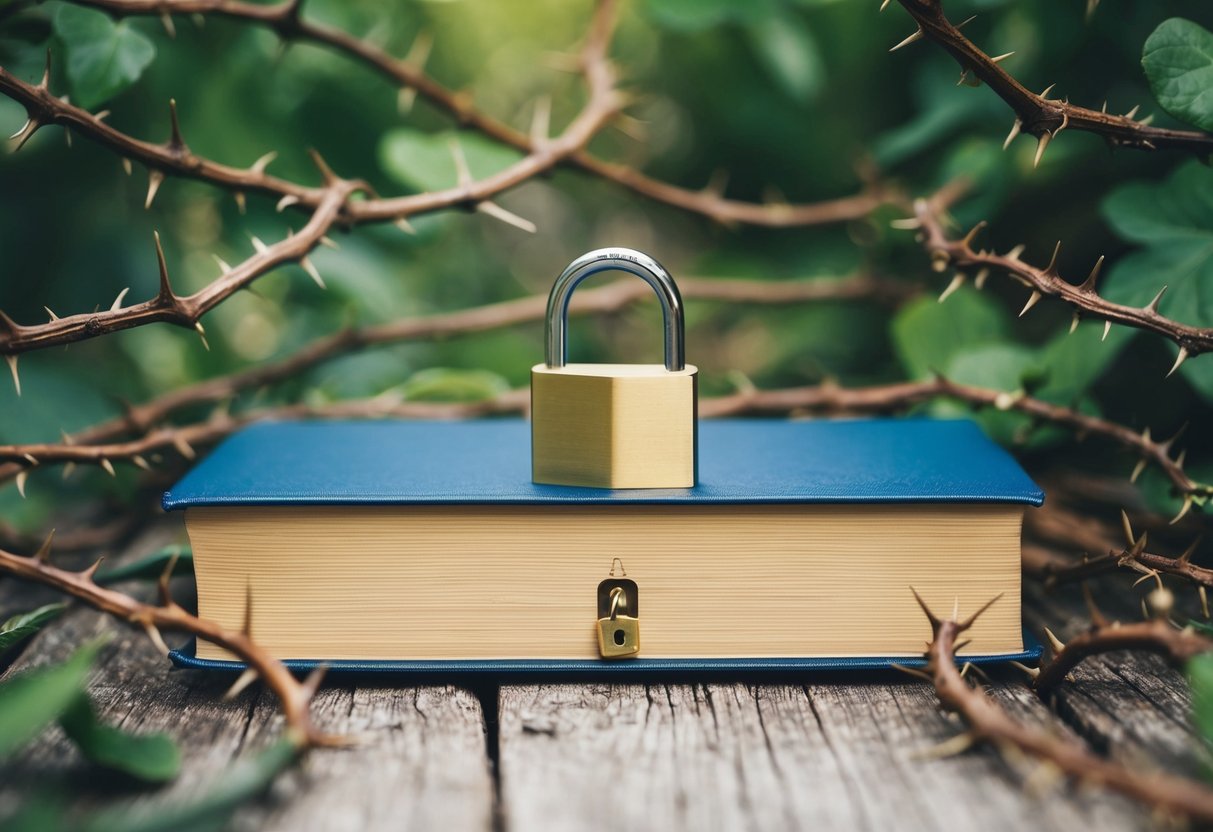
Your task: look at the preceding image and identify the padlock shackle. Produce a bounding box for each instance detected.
[545,248,685,372]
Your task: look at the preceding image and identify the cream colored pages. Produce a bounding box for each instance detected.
[188,504,1023,661]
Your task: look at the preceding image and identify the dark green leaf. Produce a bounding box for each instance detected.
[52,5,155,110]
[0,602,67,653]
[743,11,824,103]
[0,640,102,758]
[378,129,523,194]
[1101,162,1213,402]
[1189,654,1213,761]
[642,0,774,31]
[96,545,192,586]
[1142,18,1213,133]
[60,693,181,783]
[890,287,1010,379]
[82,739,299,832]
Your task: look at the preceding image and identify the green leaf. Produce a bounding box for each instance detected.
[0,641,102,758]
[890,287,1010,379]
[943,344,1037,445]
[1033,322,1133,405]
[82,739,299,832]
[743,11,824,103]
[399,368,510,402]
[0,602,67,653]
[1100,162,1213,402]
[60,693,180,783]
[378,129,523,194]
[96,545,192,586]
[52,5,155,110]
[1142,18,1213,133]
[642,0,775,31]
[1189,654,1213,762]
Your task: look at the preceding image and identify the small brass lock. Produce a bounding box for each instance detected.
[596,578,640,658]
[531,248,698,489]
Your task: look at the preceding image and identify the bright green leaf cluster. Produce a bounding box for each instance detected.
[52,5,155,110]
[1143,19,1213,133]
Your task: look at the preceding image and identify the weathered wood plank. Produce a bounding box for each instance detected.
[1023,580,1205,778]
[0,520,495,832]
[498,680,1142,831]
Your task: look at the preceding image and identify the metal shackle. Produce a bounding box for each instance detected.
[544,248,686,372]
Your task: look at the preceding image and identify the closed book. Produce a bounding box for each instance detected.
[163,418,1043,673]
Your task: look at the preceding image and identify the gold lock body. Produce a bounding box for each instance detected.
[597,614,640,658]
[531,363,698,489]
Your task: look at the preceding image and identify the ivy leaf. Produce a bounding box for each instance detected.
[1189,654,1213,766]
[399,368,510,402]
[82,739,299,832]
[52,5,155,111]
[743,10,824,103]
[96,545,192,586]
[0,641,102,758]
[59,693,181,783]
[378,129,522,194]
[890,287,1010,379]
[0,602,67,653]
[1142,18,1213,133]
[1101,162,1213,402]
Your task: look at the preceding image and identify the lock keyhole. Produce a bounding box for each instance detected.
[614,629,626,646]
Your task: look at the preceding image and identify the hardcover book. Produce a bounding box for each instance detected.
[163,418,1043,673]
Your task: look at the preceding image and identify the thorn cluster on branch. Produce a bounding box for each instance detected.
[0,533,342,749]
[908,590,1213,822]
[887,0,1213,160]
[906,198,1213,376]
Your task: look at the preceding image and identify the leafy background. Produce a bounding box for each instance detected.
[2,0,1213,530]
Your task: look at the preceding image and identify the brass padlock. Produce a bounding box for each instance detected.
[531,248,698,488]
[596,579,640,658]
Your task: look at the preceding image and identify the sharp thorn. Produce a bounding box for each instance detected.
[1202,586,1210,620]
[990,51,1015,64]
[1040,83,1056,100]
[974,268,989,290]
[15,470,27,498]
[301,663,329,700]
[1006,244,1026,261]
[109,287,130,313]
[159,9,176,37]
[194,321,209,351]
[938,273,966,303]
[276,194,300,212]
[1080,256,1104,292]
[300,257,325,289]
[1145,285,1168,313]
[100,458,116,477]
[6,355,20,397]
[250,150,278,174]
[880,0,891,9]
[223,668,259,701]
[132,454,151,471]
[44,306,59,322]
[173,433,197,459]
[1131,458,1148,483]
[1003,118,1022,151]
[1009,660,1040,680]
[1069,312,1081,334]
[449,138,473,186]
[152,231,174,302]
[213,254,232,275]
[1019,290,1042,317]
[249,235,268,254]
[397,87,418,115]
[234,191,246,214]
[145,170,165,209]
[1171,496,1195,526]
[889,27,924,52]
[167,98,184,148]
[143,623,170,657]
[33,529,55,562]
[959,593,1002,630]
[393,217,417,236]
[307,148,339,184]
[1167,347,1189,378]
[1044,241,1061,274]
[477,201,537,233]
[81,557,104,580]
[319,235,339,250]
[62,462,76,480]
[242,582,253,637]
[122,157,132,176]
[1043,627,1065,655]
[1102,320,1111,341]
[1125,105,1140,120]
[1178,536,1202,565]
[909,586,942,630]
[1033,132,1051,168]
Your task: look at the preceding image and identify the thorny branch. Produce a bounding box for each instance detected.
[908,199,1213,373]
[0,534,338,748]
[1031,615,1213,694]
[912,592,1213,823]
[888,0,1213,160]
[0,0,625,356]
[3,375,1208,517]
[63,0,894,228]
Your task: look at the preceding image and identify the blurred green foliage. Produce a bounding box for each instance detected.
[2,0,1213,531]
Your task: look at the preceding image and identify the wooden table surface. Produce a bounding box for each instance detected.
[0,519,1198,831]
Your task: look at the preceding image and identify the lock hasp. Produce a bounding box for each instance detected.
[531,362,698,488]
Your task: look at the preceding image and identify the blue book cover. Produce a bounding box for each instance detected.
[164,418,1043,675]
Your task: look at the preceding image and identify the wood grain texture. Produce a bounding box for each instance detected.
[497,680,1143,831]
[0,521,494,832]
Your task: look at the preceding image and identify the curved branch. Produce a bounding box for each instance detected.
[912,199,1213,366]
[1033,619,1213,693]
[0,537,337,747]
[58,0,895,226]
[916,597,1213,822]
[891,0,1213,158]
